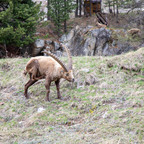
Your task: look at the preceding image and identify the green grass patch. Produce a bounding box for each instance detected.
[0,48,144,143]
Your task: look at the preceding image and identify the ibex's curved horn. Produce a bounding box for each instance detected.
[60,43,72,70]
[43,51,68,72]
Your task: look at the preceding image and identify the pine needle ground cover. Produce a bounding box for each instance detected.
[0,48,144,144]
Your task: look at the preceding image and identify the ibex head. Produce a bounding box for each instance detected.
[61,69,74,82]
[60,43,74,82]
[43,43,74,82]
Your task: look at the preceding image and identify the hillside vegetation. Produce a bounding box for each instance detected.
[0,48,144,144]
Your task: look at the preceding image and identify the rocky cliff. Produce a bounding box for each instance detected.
[32,25,141,57]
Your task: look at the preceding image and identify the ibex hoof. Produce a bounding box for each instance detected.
[25,96,30,99]
[57,96,62,100]
[45,97,50,102]
[24,94,30,99]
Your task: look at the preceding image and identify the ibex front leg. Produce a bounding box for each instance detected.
[45,78,51,101]
[55,79,61,99]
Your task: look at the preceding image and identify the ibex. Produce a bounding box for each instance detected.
[24,44,74,101]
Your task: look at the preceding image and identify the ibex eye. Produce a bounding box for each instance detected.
[66,73,69,76]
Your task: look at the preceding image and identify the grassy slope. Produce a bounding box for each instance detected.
[0,48,144,144]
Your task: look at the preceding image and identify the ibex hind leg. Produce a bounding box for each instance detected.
[24,79,37,99]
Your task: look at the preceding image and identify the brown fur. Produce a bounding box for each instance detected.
[24,56,74,101]
[24,59,41,80]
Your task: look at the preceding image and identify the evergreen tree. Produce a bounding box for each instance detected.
[63,0,75,32]
[0,0,43,55]
[48,0,75,36]
[104,0,143,15]
[104,0,127,21]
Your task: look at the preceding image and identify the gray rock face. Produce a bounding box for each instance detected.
[35,39,45,48]
[60,26,111,56]
[139,43,144,48]
[54,51,63,57]
[53,41,60,51]
[45,40,52,45]
[60,25,136,56]
[32,39,45,56]
[32,25,137,57]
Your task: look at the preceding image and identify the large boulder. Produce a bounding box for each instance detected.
[32,39,45,56]
[60,26,111,56]
[32,26,139,57]
[60,25,137,56]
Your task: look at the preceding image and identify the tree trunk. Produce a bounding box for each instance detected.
[108,1,111,13]
[90,0,92,16]
[75,0,78,17]
[55,0,60,36]
[113,0,115,16]
[47,0,50,20]
[116,0,119,23]
[64,0,67,32]
[79,0,82,17]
